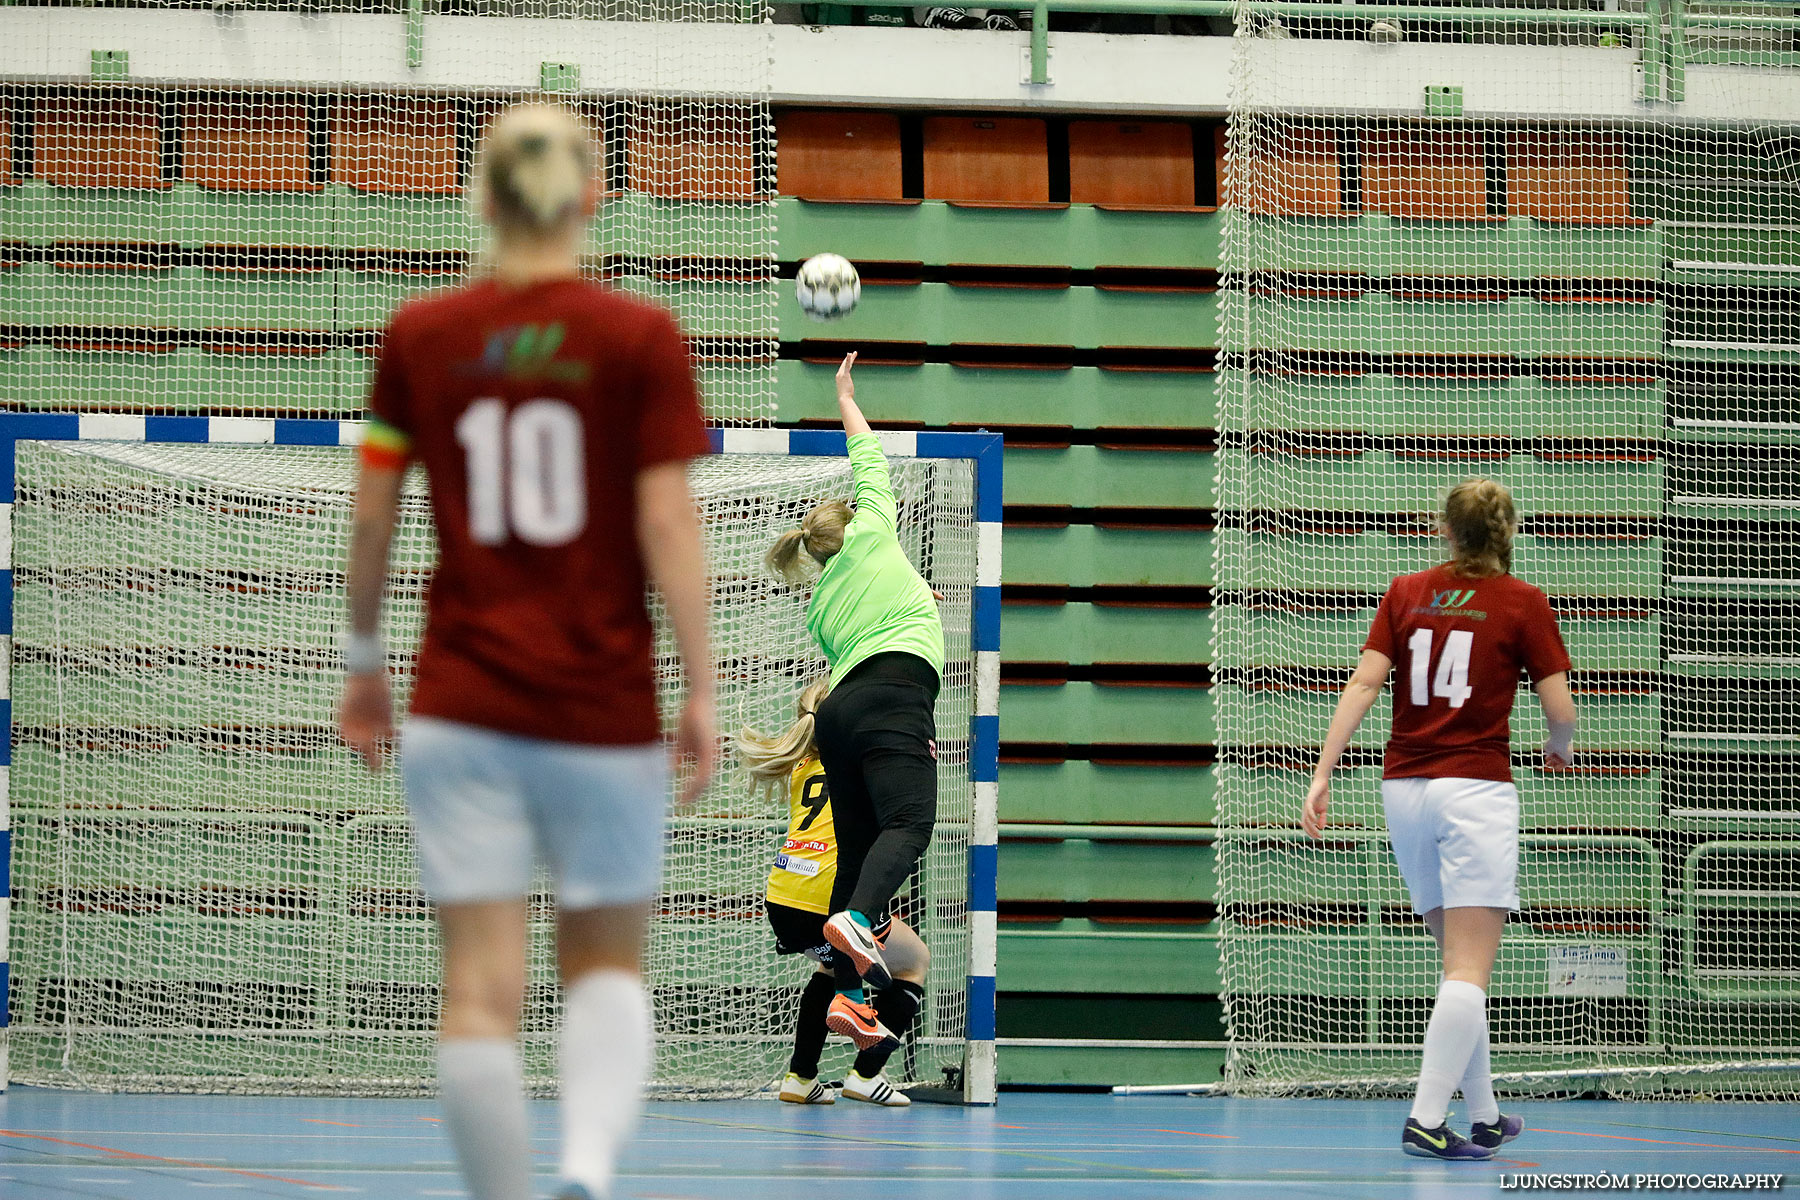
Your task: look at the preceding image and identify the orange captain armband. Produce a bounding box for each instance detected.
[360,417,412,471]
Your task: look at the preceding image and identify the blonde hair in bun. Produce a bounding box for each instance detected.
[474,102,594,235]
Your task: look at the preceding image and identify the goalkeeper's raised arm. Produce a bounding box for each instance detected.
[835,352,898,534]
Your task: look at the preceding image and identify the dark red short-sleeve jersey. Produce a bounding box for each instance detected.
[368,276,710,745]
[1363,564,1572,783]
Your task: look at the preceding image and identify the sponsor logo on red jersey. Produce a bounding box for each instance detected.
[1415,587,1488,621]
[477,322,589,383]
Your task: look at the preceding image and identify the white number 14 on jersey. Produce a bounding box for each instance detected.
[1408,628,1474,709]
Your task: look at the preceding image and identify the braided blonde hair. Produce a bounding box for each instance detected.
[1441,478,1517,579]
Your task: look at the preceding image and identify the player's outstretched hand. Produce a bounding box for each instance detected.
[340,672,394,771]
[673,694,718,808]
[1542,739,1573,770]
[836,350,857,401]
[1301,777,1330,839]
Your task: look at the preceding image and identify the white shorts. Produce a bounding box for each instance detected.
[401,716,668,909]
[1382,776,1520,914]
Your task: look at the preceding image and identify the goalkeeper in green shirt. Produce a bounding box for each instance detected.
[765,352,946,1054]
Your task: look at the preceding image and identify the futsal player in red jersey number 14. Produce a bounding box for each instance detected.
[1304,479,1578,1163]
[337,104,715,1200]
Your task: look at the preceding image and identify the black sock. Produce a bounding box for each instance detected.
[788,972,838,1079]
[833,952,864,996]
[854,978,924,1077]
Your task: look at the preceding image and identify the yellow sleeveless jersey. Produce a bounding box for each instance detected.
[765,757,836,915]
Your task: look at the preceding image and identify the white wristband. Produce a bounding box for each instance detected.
[341,630,386,675]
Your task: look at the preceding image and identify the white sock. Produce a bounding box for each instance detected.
[437,1038,531,1200]
[1410,979,1486,1128]
[1460,1006,1500,1125]
[560,969,654,1192]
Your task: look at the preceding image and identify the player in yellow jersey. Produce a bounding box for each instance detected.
[739,680,929,1108]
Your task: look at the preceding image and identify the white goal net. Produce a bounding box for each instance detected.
[1215,2,1800,1098]
[6,438,976,1097]
[1,0,777,426]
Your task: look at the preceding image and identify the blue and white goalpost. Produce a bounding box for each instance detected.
[0,413,1000,1104]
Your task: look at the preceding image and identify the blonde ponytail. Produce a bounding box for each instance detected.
[737,679,830,795]
[474,103,594,237]
[1441,478,1517,579]
[766,529,810,588]
[765,499,852,586]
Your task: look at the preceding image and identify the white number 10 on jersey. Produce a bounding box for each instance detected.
[1408,627,1475,709]
[456,397,587,546]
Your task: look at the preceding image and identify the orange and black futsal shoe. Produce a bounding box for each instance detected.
[825,993,899,1054]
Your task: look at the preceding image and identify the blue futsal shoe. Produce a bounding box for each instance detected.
[552,1182,600,1200]
[1402,1116,1495,1160]
[1471,1112,1524,1149]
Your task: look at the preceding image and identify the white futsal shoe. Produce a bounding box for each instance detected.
[779,1072,836,1104]
[842,1069,911,1107]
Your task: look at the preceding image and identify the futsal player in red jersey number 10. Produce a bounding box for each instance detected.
[1303,479,1578,1163]
[337,103,715,1200]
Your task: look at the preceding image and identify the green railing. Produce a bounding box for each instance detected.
[4,0,1789,105]
[1214,828,1671,1057]
[1679,840,1800,1001]
[777,0,1795,101]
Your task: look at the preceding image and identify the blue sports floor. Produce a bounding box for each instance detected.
[4,1088,1797,1198]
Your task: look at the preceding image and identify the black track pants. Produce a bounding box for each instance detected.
[815,653,940,923]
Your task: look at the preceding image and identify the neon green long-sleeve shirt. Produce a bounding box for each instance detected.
[807,433,945,688]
